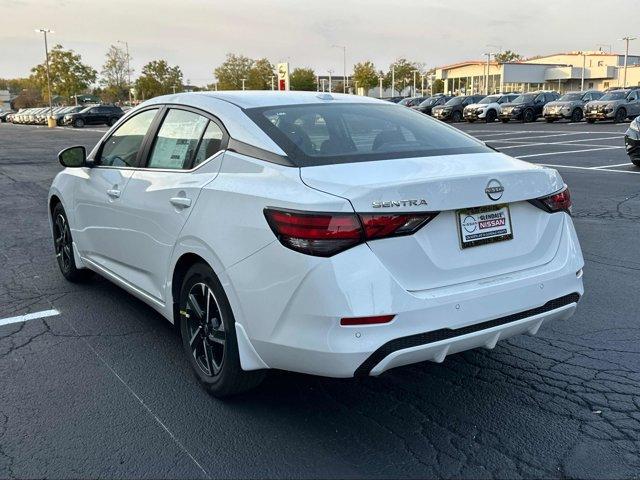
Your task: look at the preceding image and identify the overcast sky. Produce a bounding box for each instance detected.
[2,0,639,85]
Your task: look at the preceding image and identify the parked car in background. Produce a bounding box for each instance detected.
[433,94,485,122]
[51,106,87,125]
[464,94,519,123]
[543,91,603,123]
[584,88,640,123]
[625,117,640,166]
[63,105,125,128]
[413,95,452,115]
[384,96,406,103]
[499,92,560,123]
[398,96,429,107]
[0,110,15,122]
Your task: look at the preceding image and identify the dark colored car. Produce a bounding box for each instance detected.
[384,96,407,103]
[412,95,453,115]
[398,96,429,107]
[0,110,15,123]
[584,88,640,123]
[63,105,124,128]
[543,90,603,122]
[432,95,485,122]
[499,91,560,123]
[625,117,640,167]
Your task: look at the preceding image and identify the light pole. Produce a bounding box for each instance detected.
[271,75,275,91]
[378,76,383,98]
[621,36,636,88]
[412,70,419,97]
[420,74,425,96]
[580,51,586,91]
[117,40,132,105]
[332,45,347,93]
[35,28,54,125]
[391,66,395,96]
[241,78,246,90]
[328,69,333,93]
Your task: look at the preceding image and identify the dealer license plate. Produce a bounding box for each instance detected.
[457,205,513,249]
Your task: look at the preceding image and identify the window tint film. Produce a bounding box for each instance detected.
[148,109,208,169]
[193,121,224,167]
[99,109,158,167]
[245,103,489,166]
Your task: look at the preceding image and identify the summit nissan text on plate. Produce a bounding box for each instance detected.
[49,92,584,396]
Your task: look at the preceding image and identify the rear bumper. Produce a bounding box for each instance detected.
[225,214,584,378]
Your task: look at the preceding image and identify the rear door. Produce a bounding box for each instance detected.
[115,107,227,301]
[627,90,640,116]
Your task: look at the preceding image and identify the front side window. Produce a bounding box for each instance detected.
[245,103,490,166]
[98,109,158,167]
[147,109,209,169]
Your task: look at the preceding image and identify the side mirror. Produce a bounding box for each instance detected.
[58,146,86,168]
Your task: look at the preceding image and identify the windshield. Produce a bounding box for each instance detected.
[398,98,413,106]
[600,91,627,101]
[245,103,490,166]
[512,94,535,104]
[419,97,440,107]
[444,97,465,106]
[479,96,499,104]
[559,93,582,101]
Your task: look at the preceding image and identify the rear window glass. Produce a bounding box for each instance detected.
[245,103,490,166]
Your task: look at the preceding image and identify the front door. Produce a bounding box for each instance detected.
[73,108,160,280]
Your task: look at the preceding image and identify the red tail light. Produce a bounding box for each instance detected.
[340,314,395,326]
[264,208,438,257]
[530,186,572,214]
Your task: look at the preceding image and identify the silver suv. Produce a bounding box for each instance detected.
[584,88,640,123]
[543,90,603,122]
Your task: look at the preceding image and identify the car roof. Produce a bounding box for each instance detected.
[149,91,384,110]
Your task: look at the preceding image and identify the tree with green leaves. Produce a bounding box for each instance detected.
[30,44,97,103]
[494,50,522,63]
[100,44,132,103]
[134,60,183,100]
[247,58,275,90]
[384,58,423,94]
[352,61,379,92]
[214,54,253,90]
[431,79,444,94]
[290,67,316,91]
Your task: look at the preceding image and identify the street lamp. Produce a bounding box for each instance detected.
[331,45,347,93]
[620,36,636,88]
[378,76,384,98]
[117,40,132,105]
[271,75,275,91]
[35,28,54,126]
[328,69,333,93]
[412,69,419,97]
[241,78,247,91]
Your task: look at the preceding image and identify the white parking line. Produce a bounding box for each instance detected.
[0,309,60,328]
[515,146,622,158]
[591,162,633,169]
[497,137,626,150]
[537,163,640,175]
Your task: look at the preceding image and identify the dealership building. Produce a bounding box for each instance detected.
[435,51,640,94]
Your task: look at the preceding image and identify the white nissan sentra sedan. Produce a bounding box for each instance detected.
[49,91,584,396]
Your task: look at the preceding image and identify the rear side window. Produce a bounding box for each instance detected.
[99,109,158,167]
[193,122,224,167]
[147,109,209,169]
[245,103,489,166]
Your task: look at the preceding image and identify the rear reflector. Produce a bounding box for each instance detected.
[340,315,395,326]
[264,208,438,257]
[530,186,572,214]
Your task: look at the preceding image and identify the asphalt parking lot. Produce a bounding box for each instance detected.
[1,120,639,479]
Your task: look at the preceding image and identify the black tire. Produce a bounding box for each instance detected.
[179,262,265,397]
[586,118,596,124]
[632,158,640,168]
[523,109,535,123]
[73,118,85,128]
[545,118,555,123]
[614,108,627,124]
[451,111,462,123]
[570,108,583,123]
[485,110,497,123]
[501,118,509,123]
[52,203,91,282]
[107,117,117,127]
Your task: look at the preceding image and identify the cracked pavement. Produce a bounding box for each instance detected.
[0,122,639,479]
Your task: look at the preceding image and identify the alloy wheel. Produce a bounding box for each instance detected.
[183,282,226,377]
[54,214,72,272]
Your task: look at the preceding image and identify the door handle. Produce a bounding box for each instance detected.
[170,196,192,208]
[106,188,121,198]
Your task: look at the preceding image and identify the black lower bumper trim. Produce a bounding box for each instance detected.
[354,293,580,377]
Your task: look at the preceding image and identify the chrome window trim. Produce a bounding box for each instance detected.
[91,149,226,174]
